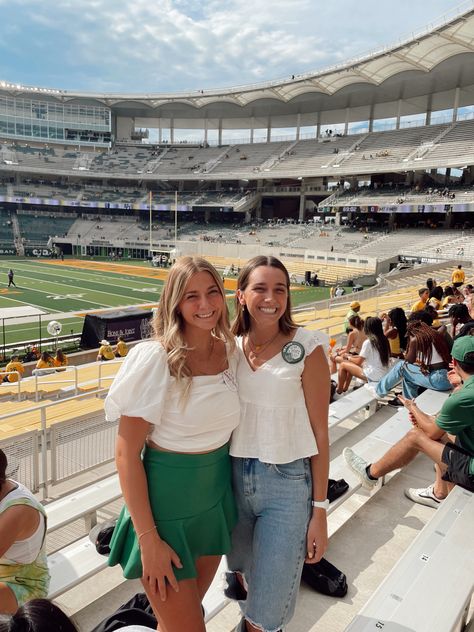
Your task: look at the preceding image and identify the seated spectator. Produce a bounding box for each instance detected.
[382,307,407,358]
[451,264,465,288]
[97,340,115,362]
[0,599,79,631]
[22,347,38,363]
[426,277,437,293]
[53,349,68,371]
[410,287,429,313]
[343,300,361,334]
[344,336,474,506]
[0,597,156,631]
[449,304,474,340]
[463,283,473,317]
[373,320,452,404]
[336,317,391,394]
[0,450,49,614]
[441,285,462,309]
[32,352,55,376]
[114,336,129,358]
[1,356,24,383]
[428,285,444,311]
[330,315,366,373]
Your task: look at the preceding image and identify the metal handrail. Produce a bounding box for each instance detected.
[97,358,124,389]
[0,371,22,401]
[33,365,78,402]
[0,388,109,497]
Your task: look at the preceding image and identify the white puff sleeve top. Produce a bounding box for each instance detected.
[230,327,328,464]
[104,340,240,452]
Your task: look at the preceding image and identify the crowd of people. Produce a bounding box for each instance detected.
[0,257,472,632]
[1,337,129,384]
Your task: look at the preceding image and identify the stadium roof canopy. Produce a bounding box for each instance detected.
[3,4,474,128]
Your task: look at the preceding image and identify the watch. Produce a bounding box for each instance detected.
[311,499,330,510]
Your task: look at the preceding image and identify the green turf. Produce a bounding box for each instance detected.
[0,259,357,351]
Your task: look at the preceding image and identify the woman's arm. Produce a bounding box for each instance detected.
[341,352,365,366]
[116,415,182,601]
[302,345,330,564]
[384,326,398,340]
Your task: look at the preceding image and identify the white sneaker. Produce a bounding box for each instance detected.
[404,484,444,509]
[343,447,378,490]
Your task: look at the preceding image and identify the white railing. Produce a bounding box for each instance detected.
[0,389,111,497]
[33,365,79,402]
[0,371,22,400]
[97,358,124,389]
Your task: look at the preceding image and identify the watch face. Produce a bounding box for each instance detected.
[281,341,305,364]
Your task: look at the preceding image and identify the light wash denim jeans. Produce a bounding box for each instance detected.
[227,457,312,632]
[376,360,451,399]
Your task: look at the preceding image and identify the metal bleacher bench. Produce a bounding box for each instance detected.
[344,485,474,632]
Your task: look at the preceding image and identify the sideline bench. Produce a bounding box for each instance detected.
[344,486,474,632]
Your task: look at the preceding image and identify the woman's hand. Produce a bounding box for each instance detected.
[140,534,183,601]
[398,394,416,411]
[305,509,328,564]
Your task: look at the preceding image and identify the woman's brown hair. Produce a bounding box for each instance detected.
[0,449,7,486]
[232,256,297,336]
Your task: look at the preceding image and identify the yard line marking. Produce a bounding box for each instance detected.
[0,293,56,312]
[6,261,163,289]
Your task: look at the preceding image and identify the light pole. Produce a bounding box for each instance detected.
[174,190,178,246]
[149,190,153,257]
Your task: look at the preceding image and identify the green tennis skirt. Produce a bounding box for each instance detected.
[108,442,237,582]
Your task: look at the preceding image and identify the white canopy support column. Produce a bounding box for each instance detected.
[296,113,301,140]
[453,87,460,121]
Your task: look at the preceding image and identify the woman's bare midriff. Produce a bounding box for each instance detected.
[146,438,219,455]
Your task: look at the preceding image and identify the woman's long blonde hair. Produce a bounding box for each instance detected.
[154,256,234,386]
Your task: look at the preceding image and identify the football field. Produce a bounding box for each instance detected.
[0,259,167,346]
[0,258,335,347]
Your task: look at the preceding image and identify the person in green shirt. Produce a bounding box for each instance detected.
[343,335,474,508]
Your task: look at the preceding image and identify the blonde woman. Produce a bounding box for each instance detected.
[104,256,240,632]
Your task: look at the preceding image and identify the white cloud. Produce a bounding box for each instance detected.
[0,0,461,92]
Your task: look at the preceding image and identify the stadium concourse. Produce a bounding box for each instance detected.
[2,3,474,630]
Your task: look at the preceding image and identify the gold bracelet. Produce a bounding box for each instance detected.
[137,525,157,543]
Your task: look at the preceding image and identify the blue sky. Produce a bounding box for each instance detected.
[0,0,467,94]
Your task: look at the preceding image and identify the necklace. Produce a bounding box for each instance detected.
[188,337,224,375]
[247,330,280,361]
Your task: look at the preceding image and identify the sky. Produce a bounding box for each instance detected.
[0,0,470,94]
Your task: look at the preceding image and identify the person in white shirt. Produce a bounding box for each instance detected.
[226,256,330,632]
[104,256,240,632]
[336,316,391,394]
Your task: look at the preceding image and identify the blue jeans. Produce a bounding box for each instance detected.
[376,360,451,399]
[227,457,312,632]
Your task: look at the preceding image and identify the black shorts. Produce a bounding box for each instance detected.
[453,282,463,288]
[441,441,474,492]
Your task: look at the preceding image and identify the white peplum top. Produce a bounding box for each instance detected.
[230,327,328,464]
